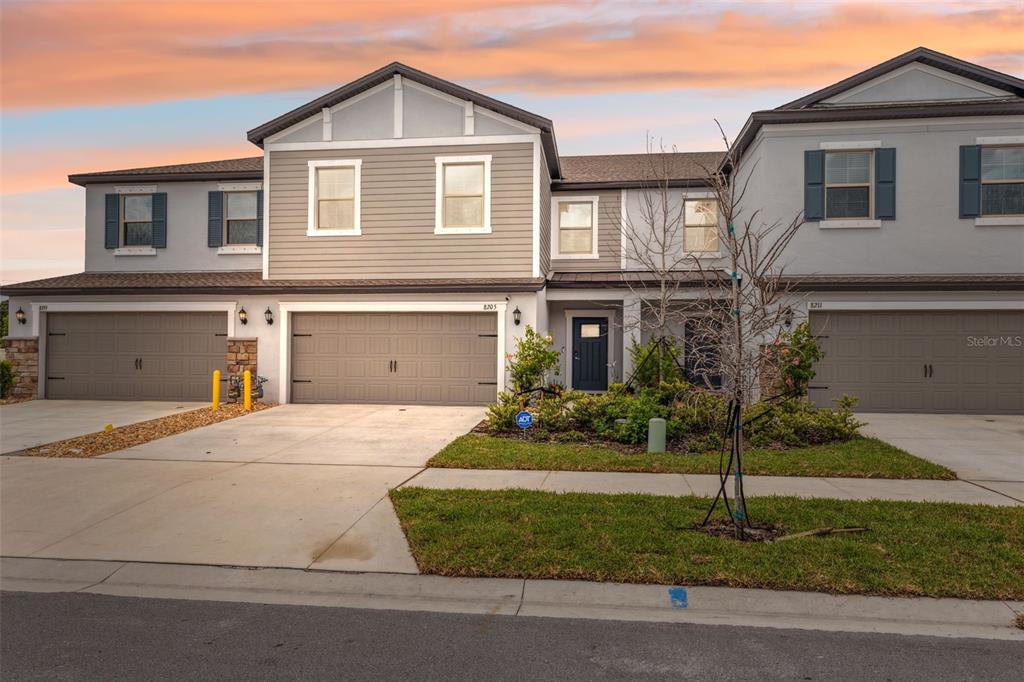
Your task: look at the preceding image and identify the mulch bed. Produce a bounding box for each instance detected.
[0,396,35,406]
[18,402,274,459]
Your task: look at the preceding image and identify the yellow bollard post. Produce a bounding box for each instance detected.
[243,369,252,411]
[211,370,221,411]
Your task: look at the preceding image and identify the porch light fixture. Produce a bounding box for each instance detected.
[238,307,248,325]
[264,307,274,325]
[783,307,794,328]
[513,306,521,326]
[15,307,27,325]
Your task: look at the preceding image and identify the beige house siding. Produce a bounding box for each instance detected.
[551,189,621,272]
[268,142,534,279]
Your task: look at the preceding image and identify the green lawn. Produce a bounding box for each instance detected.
[391,487,1024,600]
[429,435,955,480]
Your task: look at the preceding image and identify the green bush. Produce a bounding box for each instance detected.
[670,389,730,436]
[746,396,862,447]
[764,321,824,397]
[485,391,522,433]
[507,326,561,395]
[0,360,14,399]
[627,337,683,387]
[536,389,584,432]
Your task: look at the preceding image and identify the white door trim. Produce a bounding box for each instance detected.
[564,309,615,391]
[31,301,238,338]
[277,301,508,404]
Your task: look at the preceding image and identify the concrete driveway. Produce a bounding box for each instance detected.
[1,404,483,574]
[0,400,206,454]
[859,413,1024,499]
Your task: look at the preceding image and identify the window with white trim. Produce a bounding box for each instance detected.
[683,199,719,253]
[307,159,361,236]
[554,196,599,258]
[435,155,491,234]
[824,150,872,219]
[981,146,1024,216]
[224,191,258,244]
[122,194,154,246]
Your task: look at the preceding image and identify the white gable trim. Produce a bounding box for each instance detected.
[464,101,474,135]
[266,134,536,152]
[264,112,323,145]
[327,80,394,114]
[393,74,403,138]
[322,107,332,142]
[403,79,466,108]
[475,107,540,134]
[824,62,1012,105]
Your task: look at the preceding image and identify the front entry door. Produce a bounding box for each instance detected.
[572,317,609,391]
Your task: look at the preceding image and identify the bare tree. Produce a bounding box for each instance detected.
[687,121,805,537]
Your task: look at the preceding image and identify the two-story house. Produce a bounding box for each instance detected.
[3,48,1022,414]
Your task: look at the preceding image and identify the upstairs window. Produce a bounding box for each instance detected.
[554,197,598,258]
[307,159,361,236]
[122,194,153,246]
[684,199,719,254]
[824,151,872,219]
[225,192,259,244]
[981,147,1024,216]
[435,155,491,234]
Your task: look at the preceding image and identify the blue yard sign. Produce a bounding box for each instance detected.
[515,411,534,430]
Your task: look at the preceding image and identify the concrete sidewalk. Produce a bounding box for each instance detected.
[406,468,1024,505]
[2,557,1021,641]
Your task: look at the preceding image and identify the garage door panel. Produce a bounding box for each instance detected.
[291,312,497,406]
[811,310,1023,414]
[46,312,226,401]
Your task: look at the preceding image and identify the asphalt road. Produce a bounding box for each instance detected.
[1,591,1020,681]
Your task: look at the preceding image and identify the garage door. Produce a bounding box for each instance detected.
[46,312,227,401]
[809,310,1023,414]
[291,312,497,405]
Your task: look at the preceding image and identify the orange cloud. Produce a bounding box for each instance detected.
[1,2,1021,110]
[0,143,257,195]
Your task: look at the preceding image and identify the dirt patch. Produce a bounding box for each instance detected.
[699,519,781,542]
[20,402,274,459]
[0,396,34,406]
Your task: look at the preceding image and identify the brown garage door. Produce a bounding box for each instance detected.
[291,312,497,405]
[46,312,227,401]
[809,310,1023,414]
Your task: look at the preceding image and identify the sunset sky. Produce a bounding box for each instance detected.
[2,0,1022,284]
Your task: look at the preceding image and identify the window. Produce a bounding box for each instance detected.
[435,155,491,234]
[684,199,719,253]
[981,147,1024,216]
[307,159,361,236]
[553,197,598,258]
[225,192,258,244]
[122,194,153,246]
[579,323,601,338]
[824,151,871,219]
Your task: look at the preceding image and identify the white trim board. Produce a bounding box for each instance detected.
[564,309,616,390]
[262,150,271,278]
[806,300,1024,312]
[266,134,536,152]
[31,301,238,338]
[276,301,509,404]
[434,154,492,235]
[550,194,600,260]
[307,159,362,237]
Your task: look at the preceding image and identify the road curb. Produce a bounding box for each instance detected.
[2,557,1022,641]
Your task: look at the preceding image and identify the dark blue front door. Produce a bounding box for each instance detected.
[572,317,608,391]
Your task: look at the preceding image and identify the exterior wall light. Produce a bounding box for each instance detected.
[513,306,521,326]
[783,307,794,328]
[238,307,248,325]
[15,307,27,325]
[264,307,274,325]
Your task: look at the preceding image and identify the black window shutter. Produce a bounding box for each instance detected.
[959,145,982,218]
[104,194,119,249]
[208,191,224,247]
[152,193,168,248]
[256,189,264,246]
[874,148,896,220]
[804,150,825,221]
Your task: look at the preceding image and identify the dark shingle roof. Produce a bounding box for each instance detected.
[0,271,545,295]
[557,152,724,187]
[68,157,263,186]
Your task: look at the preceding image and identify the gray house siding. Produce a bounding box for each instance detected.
[739,118,1024,276]
[267,142,535,279]
[84,182,262,273]
[551,189,622,272]
[539,165,551,275]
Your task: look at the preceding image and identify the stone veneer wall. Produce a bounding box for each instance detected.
[2,338,39,398]
[226,338,258,377]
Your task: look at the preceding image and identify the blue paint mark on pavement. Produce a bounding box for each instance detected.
[668,587,688,609]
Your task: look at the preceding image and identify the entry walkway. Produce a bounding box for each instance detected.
[406,468,1023,506]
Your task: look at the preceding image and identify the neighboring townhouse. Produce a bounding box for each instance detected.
[2,48,1022,414]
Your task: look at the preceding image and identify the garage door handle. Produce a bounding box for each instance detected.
[928,364,933,378]
[292,379,312,384]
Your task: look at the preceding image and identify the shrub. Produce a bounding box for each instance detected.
[552,429,587,443]
[485,391,522,433]
[536,389,583,433]
[507,326,561,396]
[0,360,13,398]
[764,321,824,397]
[670,389,730,436]
[746,396,862,447]
[627,337,683,387]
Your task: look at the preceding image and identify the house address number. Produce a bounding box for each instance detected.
[482,303,497,311]
[808,302,823,310]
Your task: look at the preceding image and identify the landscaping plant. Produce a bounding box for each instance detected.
[627,337,683,387]
[763,321,824,397]
[0,359,14,399]
[505,326,560,396]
